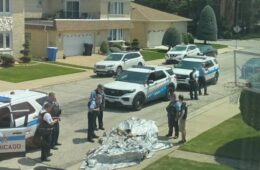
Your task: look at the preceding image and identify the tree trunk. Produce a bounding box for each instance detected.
[204,40,207,44]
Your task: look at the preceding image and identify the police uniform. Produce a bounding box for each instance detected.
[90,89,105,130]
[87,100,99,142]
[189,70,198,100]
[166,99,181,138]
[39,110,54,161]
[198,66,208,95]
[44,100,61,149]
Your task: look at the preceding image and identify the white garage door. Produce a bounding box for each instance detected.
[63,33,94,56]
[148,31,165,48]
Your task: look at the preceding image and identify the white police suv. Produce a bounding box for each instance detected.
[103,65,177,110]
[165,44,200,64]
[94,51,145,76]
[173,55,220,86]
[0,90,47,157]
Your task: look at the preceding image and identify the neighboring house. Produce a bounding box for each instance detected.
[130,3,191,48]
[0,0,24,58]
[25,1,190,58]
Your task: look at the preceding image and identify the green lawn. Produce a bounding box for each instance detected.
[180,114,260,161]
[0,62,84,83]
[144,157,233,170]
[195,43,228,49]
[140,49,165,61]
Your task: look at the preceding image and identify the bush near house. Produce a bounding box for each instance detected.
[162,27,181,50]
[240,88,260,130]
[20,39,31,63]
[131,39,140,51]
[182,33,194,44]
[0,54,15,67]
[100,41,109,54]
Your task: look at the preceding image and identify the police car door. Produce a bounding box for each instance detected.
[147,71,167,101]
[0,105,27,158]
[205,60,215,81]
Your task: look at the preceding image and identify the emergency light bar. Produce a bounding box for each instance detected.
[0,96,11,103]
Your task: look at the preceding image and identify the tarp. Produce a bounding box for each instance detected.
[80,117,173,170]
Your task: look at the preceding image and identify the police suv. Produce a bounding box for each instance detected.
[103,65,177,110]
[0,90,47,157]
[173,55,220,85]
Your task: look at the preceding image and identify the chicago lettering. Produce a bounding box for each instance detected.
[0,144,21,150]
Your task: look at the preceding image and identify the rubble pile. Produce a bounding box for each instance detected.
[80,117,173,170]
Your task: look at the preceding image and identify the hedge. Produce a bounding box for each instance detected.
[0,54,15,67]
[240,88,260,130]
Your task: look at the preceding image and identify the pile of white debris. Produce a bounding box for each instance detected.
[80,117,173,170]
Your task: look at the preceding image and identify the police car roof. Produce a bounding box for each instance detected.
[127,65,172,73]
[183,55,214,62]
[0,90,47,106]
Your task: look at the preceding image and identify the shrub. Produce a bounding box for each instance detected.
[109,42,122,50]
[187,33,194,44]
[182,33,189,44]
[162,27,181,49]
[131,39,140,50]
[100,41,109,54]
[0,54,15,67]
[20,56,31,63]
[109,47,121,53]
[222,31,233,39]
[20,39,31,63]
[240,88,260,130]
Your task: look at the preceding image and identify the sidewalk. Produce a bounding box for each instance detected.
[119,97,239,170]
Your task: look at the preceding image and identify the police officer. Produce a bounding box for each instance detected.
[189,68,198,100]
[44,92,62,150]
[90,84,105,130]
[165,94,180,139]
[178,95,187,143]
[198,63,209,95]
[87,95,101,143]
[39,103,58,162]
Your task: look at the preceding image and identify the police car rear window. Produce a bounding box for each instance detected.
[166,69,174,75]
[36,96,48,106]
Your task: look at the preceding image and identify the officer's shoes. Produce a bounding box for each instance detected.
[55,143,62,146]
[204,93,209,95]
[48,153,53,157]
[41,158,51,162]
[93,135,99,138]
[99,127,105,130]
[165,134,172,137]
[51,147,58,150]
[87,139,94,143]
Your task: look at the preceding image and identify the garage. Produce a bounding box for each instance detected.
[147,30,165,48]
[63,33,94,56]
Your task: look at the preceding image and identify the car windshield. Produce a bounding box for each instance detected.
[246,58,260,65]
[105,54,123,61]
[115,71,149,84]
[171,46,187,51]
[198,45,212,52]
[175,60,203,70]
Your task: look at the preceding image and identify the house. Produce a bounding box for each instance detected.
[0,0,25,58]
[25,1,191,58]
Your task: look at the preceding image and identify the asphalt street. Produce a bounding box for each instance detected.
[1,39,259,169]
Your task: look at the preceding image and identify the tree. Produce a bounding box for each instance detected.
[20,39,31,63]
[197,5,218,44]
[162,27,181,50]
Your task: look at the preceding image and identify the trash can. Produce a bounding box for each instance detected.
[83,43,93,56]
[47,47,58,62]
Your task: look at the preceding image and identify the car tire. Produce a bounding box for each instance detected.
[212,72,219,85]
[137,62,143,67]
[132,93,145,111]
[164,85,174,101]
[116,66,122,75]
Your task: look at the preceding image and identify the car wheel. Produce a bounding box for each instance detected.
[164,85,174,101]
[212,72,219,85]
[132,94,145,111]
[137,62,143,67]
[116,66,122,75]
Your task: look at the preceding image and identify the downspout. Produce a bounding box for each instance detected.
[44,25,49,58]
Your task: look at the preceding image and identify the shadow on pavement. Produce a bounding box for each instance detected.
[72,137,88,144]
[18,157,37,166]
[0,168,19,170]
[75,128,88,133]
[34,166,65,170]
[215,136,260,170]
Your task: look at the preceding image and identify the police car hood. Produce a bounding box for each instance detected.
[173,68,199,76]
[104,81,143,91]
[167,51,186,55]
[95,60,121,66]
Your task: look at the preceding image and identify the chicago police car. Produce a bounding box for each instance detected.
[0,90,47,157]
[173,56,220,85]
[103,65,177,110]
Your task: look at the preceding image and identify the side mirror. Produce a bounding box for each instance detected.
[123,58,128,62]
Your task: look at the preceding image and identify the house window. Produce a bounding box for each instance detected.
[108,2,124,15]
[0,32,12,49]
[108,29,123,41]
[66,0,79,19]
[0,0,10,13]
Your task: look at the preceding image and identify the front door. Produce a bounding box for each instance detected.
[66,0,79,18]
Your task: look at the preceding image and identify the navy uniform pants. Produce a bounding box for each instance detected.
[88,112,95,139]
[167,112,179,137]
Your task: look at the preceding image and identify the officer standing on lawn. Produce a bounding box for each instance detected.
[189,68,198,100]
